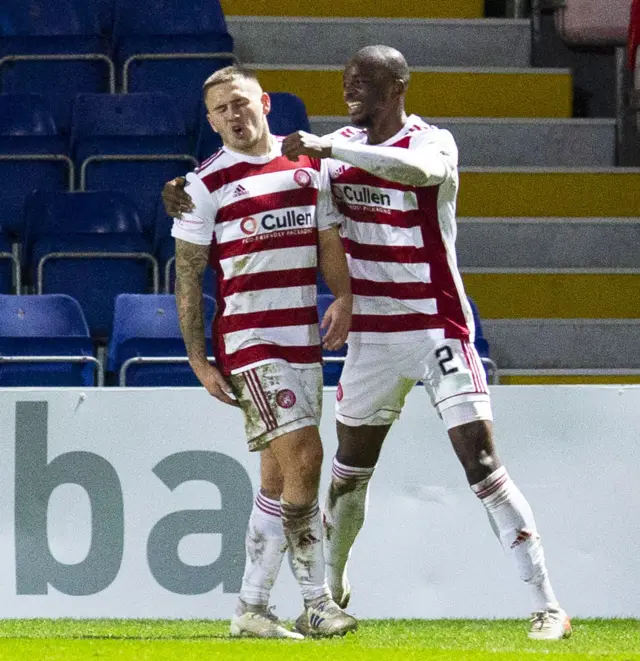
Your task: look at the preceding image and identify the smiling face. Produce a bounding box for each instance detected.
[205,76,271,155]
[342,59,398,129]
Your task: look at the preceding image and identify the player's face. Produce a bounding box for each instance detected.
[342,62,393,128]
[205,78,271,153]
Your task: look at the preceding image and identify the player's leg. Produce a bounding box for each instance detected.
[232,362,356,637]
[429,339,570,640]
[324,342,414,606]
[269,424,357,636]
[232,447,291,636]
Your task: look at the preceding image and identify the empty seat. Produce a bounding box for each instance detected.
[23,191,158,337]
[268,92,311,136]
[71,92,190,164]
[107,293,216,386]
[0,155,73,238]
[80,154,197,235]
[115,0,235,134]
[555,0,632,46]
[0,0,104,52]
[317,293,347,386]
[0,226,18,293]
[0,293,98,386]
[0,93,67,154]
[114,0,233,61]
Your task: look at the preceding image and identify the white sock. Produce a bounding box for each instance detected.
[324,458,374,598]
[280,499,331,605]
[238,491,287,610]
[472,466,559,611]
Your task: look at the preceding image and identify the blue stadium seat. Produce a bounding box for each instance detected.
[0,226,18,293]
[115,0,234,134]
[0,293,98,386]
[0,1,114,133]
[195,92,310,161]
[268,92,311,136]
[0,155,73,238]
[80,154,197,236]
[0,0,104,51]
[317,293,347,386]
[23,191,158,338]
[468,296,491,359]
[71,92,190,164]
[107,293,216,386]
[0,93,67,154]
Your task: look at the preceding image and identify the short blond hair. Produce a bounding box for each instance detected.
[202,66,260,100]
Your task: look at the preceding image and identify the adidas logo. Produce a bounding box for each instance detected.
[233,184,249,198]
[309,612,326,628]
[510,529,534,549]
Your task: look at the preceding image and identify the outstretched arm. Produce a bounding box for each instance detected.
[282,130,455,187]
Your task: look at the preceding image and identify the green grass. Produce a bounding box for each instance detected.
[0,619,637,661]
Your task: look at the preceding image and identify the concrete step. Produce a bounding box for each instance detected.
[227,18,530,68]
[462,270,640,318]
[310,117,615,167]
[221,0,484,19]
[457,168,640,217]
[251,65,572,118]
[498,371,640,384]
[457,218,640,268]
[483,319,640,370]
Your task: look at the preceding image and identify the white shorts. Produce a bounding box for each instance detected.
[229,362,323,452]
[335,337,492,430]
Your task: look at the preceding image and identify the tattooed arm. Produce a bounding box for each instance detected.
[175,238,238,406]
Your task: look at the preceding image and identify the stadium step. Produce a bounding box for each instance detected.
[227,17,530,68]
[221,0,484,19]
[458,168,640,217]
[483,319,640,370]
[251,66,572,118]
[497,370,640,384]
[310,117,616,167]
[457,218,640,268]
[462,270,640,319]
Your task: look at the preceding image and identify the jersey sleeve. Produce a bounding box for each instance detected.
[316,159,343,232]
[409,129,459,184]
[170,172,217,246]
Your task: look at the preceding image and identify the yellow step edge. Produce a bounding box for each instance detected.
[252,68,572,118]
[462,273,640,319]
[500,375,640,385]
[459,171,640,217]
[221,0,484,19]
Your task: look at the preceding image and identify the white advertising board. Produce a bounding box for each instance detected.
[0,386,638,619]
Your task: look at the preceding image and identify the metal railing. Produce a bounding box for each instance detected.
[79,154,198,190]
[0,355,104,387]
[0,153,75,192]
[119,355,216,387]
[37,252,160,294]
[122,52,238,92]
[0,53,116,93]
[164,255,176,293]
[0,251,21,294]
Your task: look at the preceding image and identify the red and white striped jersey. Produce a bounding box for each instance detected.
[171,139,340,375]
[326,114,475,345]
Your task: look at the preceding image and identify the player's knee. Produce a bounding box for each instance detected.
[288,437,323,487]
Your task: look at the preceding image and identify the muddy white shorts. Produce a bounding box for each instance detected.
[335,337,492,430]
[228,361,323,452]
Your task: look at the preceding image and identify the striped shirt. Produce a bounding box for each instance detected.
[171,138,340,375]
[327,115,475,345]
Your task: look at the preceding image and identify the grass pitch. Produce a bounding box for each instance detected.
[0,618,637,661]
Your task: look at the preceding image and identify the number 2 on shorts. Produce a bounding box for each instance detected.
[435,345,459,376]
